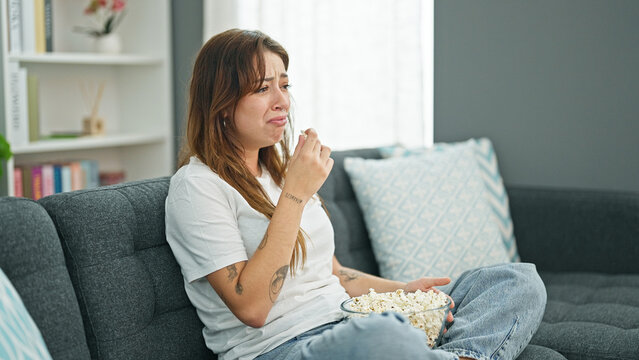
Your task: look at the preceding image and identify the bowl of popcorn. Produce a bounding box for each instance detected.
[340,288,451,348]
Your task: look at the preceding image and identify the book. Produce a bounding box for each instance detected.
[27,74,40,142]
[69,161,84,191]
[44,0,53,52]
[31,165,43,200]
[8,62,28,146]
[53,164,62,193]
[7,0,23,53]
[15,160,104,197]
[41,164,54,197]
[18,67,29,144]
[21,0,36,53]
[14,167,23,197]
[61,164,71,192]
[20,165,33,199]
[42,131,83,140]
[99,171,125,186]
[34,0,46,53]
[89,161,99,188]
[80,160,99,189]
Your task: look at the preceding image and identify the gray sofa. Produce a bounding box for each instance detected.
[1,148,638,360]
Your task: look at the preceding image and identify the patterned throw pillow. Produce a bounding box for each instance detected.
[344,143,510,281]
[0,268,52,360]
[379,138,520,262]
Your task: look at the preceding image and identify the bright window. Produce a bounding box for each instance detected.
[204,0,433,149]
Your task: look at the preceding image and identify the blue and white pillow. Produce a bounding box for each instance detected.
[0,268,52,360]
[345,144,510,281]
[379,138,520,262]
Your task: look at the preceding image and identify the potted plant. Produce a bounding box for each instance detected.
[74,0,127,54]
[0,133,12,178]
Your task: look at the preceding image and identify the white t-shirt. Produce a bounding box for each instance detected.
[165,156,349,360]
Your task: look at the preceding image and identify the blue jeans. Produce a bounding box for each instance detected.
[255,263,547,360]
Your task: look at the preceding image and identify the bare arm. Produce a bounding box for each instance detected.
[206,191,304,328]
[206,129,333,328]
[332,256,406,297]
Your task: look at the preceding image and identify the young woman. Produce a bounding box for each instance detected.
[165,29,547,360]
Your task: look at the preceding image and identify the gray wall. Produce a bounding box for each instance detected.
[171,0,203,169]
[434,0,639,193]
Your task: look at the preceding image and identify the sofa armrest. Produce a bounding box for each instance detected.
[507,186,639,274]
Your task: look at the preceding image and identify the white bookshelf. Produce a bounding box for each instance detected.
[0,0,173,197]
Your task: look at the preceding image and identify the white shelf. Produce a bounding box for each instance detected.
[13,133,167,154]
[8,52,163,65]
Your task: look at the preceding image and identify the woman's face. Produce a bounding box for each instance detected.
[232,51,291,152]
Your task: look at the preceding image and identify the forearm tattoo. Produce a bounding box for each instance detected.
[226,264,238,281]
[284,192,303,204]
[227,264,243,295]
[338,269,364,282]
[258,233,268,250]
[269,265,289,303]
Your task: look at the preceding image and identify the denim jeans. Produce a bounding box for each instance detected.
[255,263,547,360]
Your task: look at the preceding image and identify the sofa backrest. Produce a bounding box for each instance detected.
[0,197,91,359]
[38,178,214,360]
[508,186,639,274]
[2,148,379,360]
[319,148,382,276]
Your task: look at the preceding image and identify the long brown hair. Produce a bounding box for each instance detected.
[178,29,306,275]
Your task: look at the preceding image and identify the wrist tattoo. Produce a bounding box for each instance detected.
[269,265,289,303]
[284,192,303,204]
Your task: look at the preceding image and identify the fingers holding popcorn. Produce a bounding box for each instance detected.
[285,129,333,203]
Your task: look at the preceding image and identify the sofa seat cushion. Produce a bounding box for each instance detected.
[39,178,214,360]
[532,272,639,360]
[516,344,567,360]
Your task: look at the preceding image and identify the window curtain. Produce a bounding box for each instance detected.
[203,0,433,150]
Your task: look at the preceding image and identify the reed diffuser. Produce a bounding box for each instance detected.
[81,81,106,136]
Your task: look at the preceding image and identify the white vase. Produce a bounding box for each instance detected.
[93,33,122,54]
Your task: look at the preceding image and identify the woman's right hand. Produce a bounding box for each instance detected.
[284,128,333,203]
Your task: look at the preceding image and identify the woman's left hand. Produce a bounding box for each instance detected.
[403,277,455,327]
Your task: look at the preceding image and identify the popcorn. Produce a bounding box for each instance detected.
[345,288,449,348]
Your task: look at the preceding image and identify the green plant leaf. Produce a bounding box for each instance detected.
[0,134,11,160]
[104,16,114,34]
[0,133,12,178]
[110,11,126,33]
